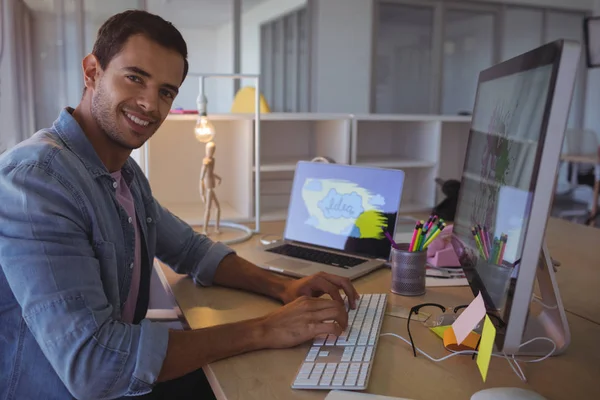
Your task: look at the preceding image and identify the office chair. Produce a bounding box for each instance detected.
[146,261,188,330]
[553,129,600,224]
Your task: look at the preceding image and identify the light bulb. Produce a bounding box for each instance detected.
[194,115,215,143]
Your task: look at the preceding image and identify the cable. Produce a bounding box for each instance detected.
[260,234,281,246]
[380,332,478,363]
[532,294,558,310]
[379,332,556,382]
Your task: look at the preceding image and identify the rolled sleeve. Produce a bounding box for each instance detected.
[130,320,169,394]
[0,163,168,399]
[155,201,235,286]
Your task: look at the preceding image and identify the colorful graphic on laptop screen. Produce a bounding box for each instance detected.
[285,162,404,260]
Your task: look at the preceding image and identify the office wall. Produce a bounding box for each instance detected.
[239,0,306,84]
[473,0,594,10]
[305,0,596,114]
[208,22,235,114]
[174,27,224,112]
[310,0,373,113]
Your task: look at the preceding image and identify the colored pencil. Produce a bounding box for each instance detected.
[497,234,507,264]
[472,227,486,259]
[408,221,422,252]
[422,223,445,249]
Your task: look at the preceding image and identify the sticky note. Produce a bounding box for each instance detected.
[476,315,496,382]
[451,292,486,345]
[443,326,480,352]
[430,325,450,340]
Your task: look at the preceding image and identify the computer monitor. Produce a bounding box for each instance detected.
[450,40,581,356]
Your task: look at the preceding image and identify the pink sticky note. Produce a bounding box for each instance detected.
[451,292,486,345]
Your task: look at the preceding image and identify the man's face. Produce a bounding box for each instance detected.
[90,34,184,150]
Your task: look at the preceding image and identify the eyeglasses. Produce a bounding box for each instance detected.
[407,302,505,358]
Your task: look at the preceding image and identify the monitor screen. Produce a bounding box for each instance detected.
[284,162,405,260]
[451,49,558,320]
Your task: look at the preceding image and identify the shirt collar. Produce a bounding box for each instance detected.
[53,107,137,184]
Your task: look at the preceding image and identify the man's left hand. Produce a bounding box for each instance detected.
[279,272,360,309]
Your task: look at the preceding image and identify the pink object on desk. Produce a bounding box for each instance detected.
[426,224,461,267]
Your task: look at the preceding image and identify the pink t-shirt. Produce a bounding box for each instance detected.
[111,170,141,324]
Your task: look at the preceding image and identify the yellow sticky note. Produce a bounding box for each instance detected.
[476,315,496,382]
[430,325,450,340]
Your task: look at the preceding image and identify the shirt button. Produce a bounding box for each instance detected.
[129,263,134,269]
[128,217,133,224]
[146,217,152,223]
[112,181,118,189]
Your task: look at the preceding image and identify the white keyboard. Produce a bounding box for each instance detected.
[291,293,388,390]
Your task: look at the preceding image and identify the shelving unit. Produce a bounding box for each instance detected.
[351,114,471,212]
[142,113,471,225]
[253,114,352,221]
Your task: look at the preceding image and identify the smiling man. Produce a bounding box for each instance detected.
[0,10,358,400]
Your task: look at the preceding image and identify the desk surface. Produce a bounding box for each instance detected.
[159,218,600,400]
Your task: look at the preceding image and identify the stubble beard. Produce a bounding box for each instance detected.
[91,81,137,151]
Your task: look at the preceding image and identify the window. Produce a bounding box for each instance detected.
[502,8,543,61]
[373,3,434,114]
[442,8,497,115]
[260,7,310,112]
[372,0,588,128]
[545,11,587,129]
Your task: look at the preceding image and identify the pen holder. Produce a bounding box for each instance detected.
[390,244,427,296]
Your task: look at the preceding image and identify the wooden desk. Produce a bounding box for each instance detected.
[159,219,600,400]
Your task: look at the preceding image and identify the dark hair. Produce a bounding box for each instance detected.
[91,9,189,83]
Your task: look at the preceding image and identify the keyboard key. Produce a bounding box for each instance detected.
[313,334,327,346]
[341,347,354,362]
[326,335,337,346]
[364,346,374,361]
[306,347,320,362]
[358,363,370,387]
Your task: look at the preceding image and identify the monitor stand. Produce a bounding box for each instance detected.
[512,240,570,356]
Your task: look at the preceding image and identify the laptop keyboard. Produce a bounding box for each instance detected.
[266,244,365,269]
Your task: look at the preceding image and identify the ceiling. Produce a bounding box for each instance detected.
[23,0,270,28]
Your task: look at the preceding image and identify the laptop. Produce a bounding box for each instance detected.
[240,161,405,280]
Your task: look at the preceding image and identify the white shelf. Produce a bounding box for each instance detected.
[253,156,308,172]
[254,117,352,169]
[354,156,436,169]
[255,163,298,172]
[146,113,471,225]
[353,114,472,123]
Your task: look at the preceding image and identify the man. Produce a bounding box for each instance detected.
[0,10,358,400]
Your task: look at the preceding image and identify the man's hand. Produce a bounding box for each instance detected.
[259,296,348,349]
[279,271,360,309]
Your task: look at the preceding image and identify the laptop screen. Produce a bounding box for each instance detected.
[284,162,405,260]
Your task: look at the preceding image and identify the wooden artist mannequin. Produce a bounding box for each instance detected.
[199,141,221,235]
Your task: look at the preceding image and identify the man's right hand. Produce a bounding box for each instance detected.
[258,296,348,349]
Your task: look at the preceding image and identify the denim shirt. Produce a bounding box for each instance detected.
[0,108,234,399]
